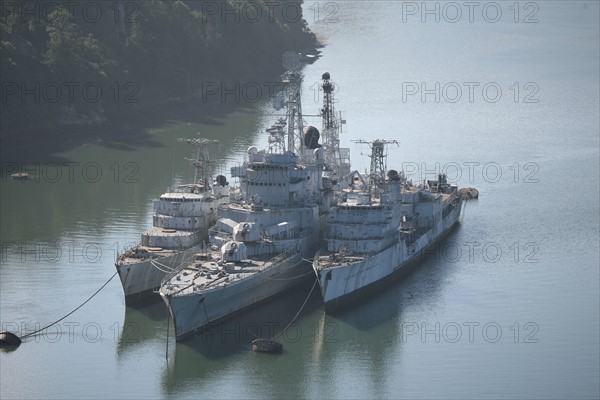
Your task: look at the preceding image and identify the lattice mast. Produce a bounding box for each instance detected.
[177,137,219,189]
[321,72,335,132]
[266,118,287,154]
[320,72,350,177]
[282,52,305,157]
[353,139,399,196]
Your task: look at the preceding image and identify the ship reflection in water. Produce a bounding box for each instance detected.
[152,242,455,398]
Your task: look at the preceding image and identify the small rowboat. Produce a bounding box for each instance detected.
[10,172,29,180]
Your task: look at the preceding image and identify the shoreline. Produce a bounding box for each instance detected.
[0,60,322,164]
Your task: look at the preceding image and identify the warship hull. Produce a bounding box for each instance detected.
[117,244,205,305]
[315,204,461,312]
[161,255,311,341]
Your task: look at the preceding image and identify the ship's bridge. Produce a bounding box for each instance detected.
[231,147,323,206]
[248,151,300,165]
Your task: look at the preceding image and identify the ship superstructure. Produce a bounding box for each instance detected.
[160,64,345,340]
[313,140,463,311]
[116,138,229,305]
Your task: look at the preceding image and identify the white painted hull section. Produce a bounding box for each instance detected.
[116,244,204,302]
[315,204,461,307]
[162,256,311,340]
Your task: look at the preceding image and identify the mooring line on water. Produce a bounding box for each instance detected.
[202,299,210,323]
[273,278,318,341]
[166,313,170,360]
[20,272,118,340]
[460,198,468,222]
[267,269,315,281]
[246,327,259,341]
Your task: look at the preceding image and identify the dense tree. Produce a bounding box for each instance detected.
[0,0,317,140]
[43,7,107,82]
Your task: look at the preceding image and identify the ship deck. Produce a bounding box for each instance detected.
[441,191,457,204]
[314,254,367,269]
[143,227,197,237]
[161,253,278,297]
[117,246,181,265]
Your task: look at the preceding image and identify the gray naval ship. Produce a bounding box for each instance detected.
[116,138,229,305]
[313,140,463,311]
[160,66,350,340]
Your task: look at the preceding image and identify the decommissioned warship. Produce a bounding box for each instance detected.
[313,140,463,311]
[158,57,466,338]
[160,62,350,340]
[115,138,229,305]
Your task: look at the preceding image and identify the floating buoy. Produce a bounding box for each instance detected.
[252,338,283,354]
[0,272,118,352]
[458,187,479,199]
[0,331,21,347]
[250,280,318,355]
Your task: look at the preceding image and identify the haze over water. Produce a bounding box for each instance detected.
[1,1,599,399]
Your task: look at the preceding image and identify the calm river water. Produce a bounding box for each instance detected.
[1,1,599,399]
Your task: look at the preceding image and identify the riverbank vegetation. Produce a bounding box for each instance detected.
[0,0,318,148]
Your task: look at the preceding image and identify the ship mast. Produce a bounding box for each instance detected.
[321,72,335,131]
[266,117,287,153]
[320,72,350,178]
[353,139,399,196]
[177,137,219,190]
[282,52,304,156]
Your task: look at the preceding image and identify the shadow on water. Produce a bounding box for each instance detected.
[1,100,257,165]
[328,224,465,332]
[297,226,467,398]
[116,301,170,356]
[160,280,321,386]
[153,227,465,398]
[116,207,464,397]
[179,279,320,358]
[0,99,266,243]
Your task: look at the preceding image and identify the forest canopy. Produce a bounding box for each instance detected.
[0,0,317,138]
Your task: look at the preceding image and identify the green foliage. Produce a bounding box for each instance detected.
[43,7,107,82]
[0,0,317,137]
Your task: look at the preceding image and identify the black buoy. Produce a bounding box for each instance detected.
[0,271,118,352]
[252,338,283,354]
[0,331,22,347]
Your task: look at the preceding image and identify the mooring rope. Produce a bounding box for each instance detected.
[460,197,467,222]
[150,259,176,273]
[19,272,118,339]
[267,269,315,281]
[166,312,170,360]
[273,278,318,340]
